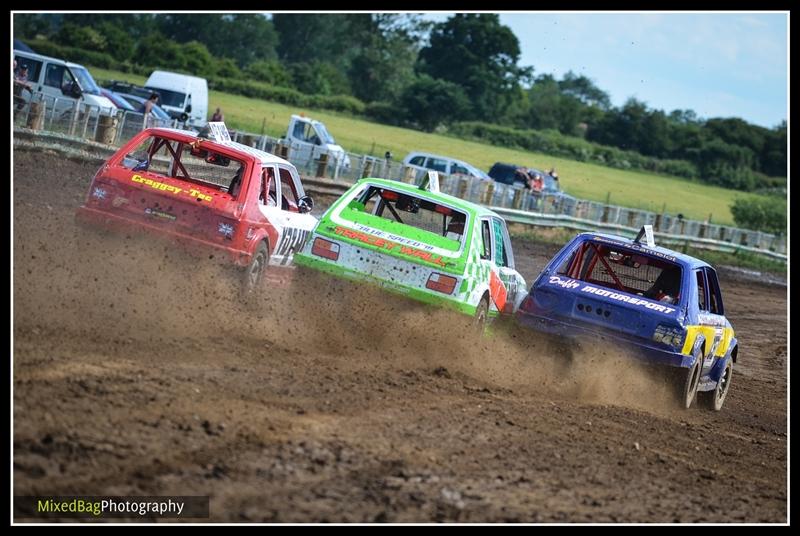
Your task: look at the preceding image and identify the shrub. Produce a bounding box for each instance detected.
[730,196,787,234]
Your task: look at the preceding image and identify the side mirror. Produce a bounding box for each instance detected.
[298,195,314,214]
[63,83,82,98]
[185,104,192,113]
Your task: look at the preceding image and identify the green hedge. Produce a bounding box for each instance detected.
[730,196,787,235]
[208,77,365,115]
[22,40,367,117]
[449,121,700,180]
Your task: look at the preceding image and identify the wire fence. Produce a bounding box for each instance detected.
[12,90,787,257]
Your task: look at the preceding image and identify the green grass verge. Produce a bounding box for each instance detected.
[90,66,782,227]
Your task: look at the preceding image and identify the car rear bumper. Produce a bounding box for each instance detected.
[76,205,251,267]
[515,310,692,368]
[294,252,484,317]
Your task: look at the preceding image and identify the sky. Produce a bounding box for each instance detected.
[425,12,788,129]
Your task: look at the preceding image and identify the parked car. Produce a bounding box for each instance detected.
[76,124,318,295]
[488,162,560,193]
[105,80,152,100]
[403,152,491,183]
[294,173,527,333]
[515,227,737,411]
[99,88,137,112]
[13,49,116,115]
[115,93,173,124]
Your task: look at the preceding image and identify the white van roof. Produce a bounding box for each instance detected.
[14,49,90,71]
[147,70,208,85]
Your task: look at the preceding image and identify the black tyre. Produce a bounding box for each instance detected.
[242,242,268,298]
[698,359,732,411]
[677,352,703,410]
[472,296,489,336]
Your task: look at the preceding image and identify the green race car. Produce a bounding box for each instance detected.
[294,175,527,330]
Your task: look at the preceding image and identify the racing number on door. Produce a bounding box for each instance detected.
[274,227,310,265]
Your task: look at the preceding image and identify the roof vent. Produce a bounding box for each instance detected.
[419,171,440,193]
[633,224,655,248]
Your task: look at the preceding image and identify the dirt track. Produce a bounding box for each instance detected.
[13,151,788,523]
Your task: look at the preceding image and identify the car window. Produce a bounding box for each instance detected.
[557,240,682,302]
[705,267,724,315]
[303,123,318,144]
[696,270,708,311]
[15,56,42,83]
[118,135,246,196]
[426,157,448,173]
[44,63,69,89]
[292,121,305,140]
[409,156,425,166]
[451,163,470,175]
[481,220,492,260]
[352,185,467,246]
[491,219,509,268]
[260,166,278,206]
[279,167,299,210]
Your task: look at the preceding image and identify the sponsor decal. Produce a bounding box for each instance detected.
[275,227,310,265]
[697,312,728,327]
[218,222,234,237]
[144,207,177,221]
[653,325,684,346]
[111,196,129,208]
[546,275,677,314]
[188,189,212,202]
[591,236,677,262]
[579,285,676,314]
[332,226,447,267]
[130,175,211,203]
[351,223,435,252]
[132,174,182,195]
[548,275,580,290]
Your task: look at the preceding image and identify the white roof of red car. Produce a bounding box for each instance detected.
[153,127,293,167]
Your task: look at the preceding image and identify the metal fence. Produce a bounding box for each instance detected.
[12,92,787,258]
[12,92,179,146]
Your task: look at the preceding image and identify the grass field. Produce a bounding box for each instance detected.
[90,67,777,226]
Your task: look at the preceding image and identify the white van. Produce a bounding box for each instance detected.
[144,71,208,128]
[13,50,116,115]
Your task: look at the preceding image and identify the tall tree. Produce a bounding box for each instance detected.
[417,14,531,121]
[347,14,429,103]
[558,71,611,110]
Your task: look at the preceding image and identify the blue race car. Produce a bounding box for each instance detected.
[516,226,737,411]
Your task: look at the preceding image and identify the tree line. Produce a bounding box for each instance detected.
[15,13,786,195]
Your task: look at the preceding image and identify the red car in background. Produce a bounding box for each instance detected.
[76,125,318,294]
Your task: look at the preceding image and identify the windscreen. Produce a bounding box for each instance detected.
[71,67,101,95]
[147,87,187,108]
[315,123,335,144]
[341,185,468,249]
[557,241,683,304]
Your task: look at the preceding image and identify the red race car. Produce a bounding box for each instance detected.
[76,124,318,294]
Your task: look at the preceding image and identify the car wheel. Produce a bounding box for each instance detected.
[472,296,489,336]
[677,352,703,410]
[242,242,268,298]
[698,359,732,411]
